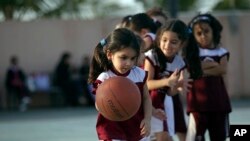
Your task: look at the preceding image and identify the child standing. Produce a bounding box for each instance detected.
[88,28,152,141]
[5,55,31,111]
[144,20,192,141]
[186,13,232,141]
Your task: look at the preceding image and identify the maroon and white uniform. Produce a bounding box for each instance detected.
[92,66,147,141]
[145,49,186,135]
[187,47,232,113]
[186,47,232,141]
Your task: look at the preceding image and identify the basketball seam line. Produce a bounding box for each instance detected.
[109,84,130,117]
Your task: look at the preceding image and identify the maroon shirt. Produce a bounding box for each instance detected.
[186,47,232,113]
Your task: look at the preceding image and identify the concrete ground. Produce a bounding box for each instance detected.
[0,98,249,141]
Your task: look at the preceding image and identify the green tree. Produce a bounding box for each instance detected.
[137,0,196,12]
[0,0,129,21]
[214,0,250,10]
[0,0,43,20]
[0,0,88,21]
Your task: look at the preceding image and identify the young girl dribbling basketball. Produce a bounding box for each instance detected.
[88,28,152,141]
[186,13,232,141]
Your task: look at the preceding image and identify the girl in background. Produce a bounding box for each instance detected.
[147,7,188,141]
[88,28,152,141]
[186,13,232,141]
[128,13,159,52]
[144,20,192,141]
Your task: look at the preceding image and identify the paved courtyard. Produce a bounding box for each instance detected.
[0,98,249,141]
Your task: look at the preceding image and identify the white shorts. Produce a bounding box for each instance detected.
[151,116,164,133]
[164,95,175,136]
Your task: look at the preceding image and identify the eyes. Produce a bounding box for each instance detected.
[119,55,137,61]
[160,32,181,46]
[196,29,210,36]
[161,38,180,45]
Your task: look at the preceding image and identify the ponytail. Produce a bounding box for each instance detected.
[88,39,111,83]
[182,33,203,79]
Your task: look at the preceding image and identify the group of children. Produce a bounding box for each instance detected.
[88,7,232,141]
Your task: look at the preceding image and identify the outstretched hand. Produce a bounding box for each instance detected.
[167,69,180,89]
[153,108,166,120]
[140,118,151,137]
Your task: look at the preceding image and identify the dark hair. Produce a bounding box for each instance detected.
[10,55,18,65]
[119,15,132,28]
[146,7,168,25]
[128,13,159,34]
[154,19,202,79]
[188,13,223,47]
[88,28,140,83]
[60,52,71,63]
[182,33,203,79]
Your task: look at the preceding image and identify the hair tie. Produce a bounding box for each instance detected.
[100,39,107,47]
[187,27,192,34]
[190,15,210,28]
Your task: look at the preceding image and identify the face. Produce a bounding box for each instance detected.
[193,22,214,49]
[107,47,137,74]
[159,31,182,58]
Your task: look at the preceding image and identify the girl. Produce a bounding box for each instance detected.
[147,9,188,141]
[128,13,159,52]
[88,28,152,141]
[186,13,232,141]
[144,20,192,141]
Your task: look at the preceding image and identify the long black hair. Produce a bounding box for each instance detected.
[154,19,202,79]
[88,28,140,83]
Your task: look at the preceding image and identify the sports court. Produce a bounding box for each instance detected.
[0,98,249,141]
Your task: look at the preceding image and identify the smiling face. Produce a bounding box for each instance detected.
[193,22,214,49]
[159,31,182,59]
[107,47,138,74]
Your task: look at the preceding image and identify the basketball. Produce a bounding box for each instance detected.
[95,76,141,121]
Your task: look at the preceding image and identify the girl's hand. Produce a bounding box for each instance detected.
[178,78,193,94]
[152,108,166,120]
[140,118,151,137]
[166,69,180,88]
[177,70,193,94]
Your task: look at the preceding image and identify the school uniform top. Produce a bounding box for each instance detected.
[186,47,232,113]
[92,66,147,141]
[144,49,186,109]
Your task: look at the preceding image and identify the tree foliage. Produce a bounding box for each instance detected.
[214,0,250,10]
[0,0,125,21]
[137,0,196,11]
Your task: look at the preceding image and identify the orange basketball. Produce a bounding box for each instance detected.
[96,76,141,121]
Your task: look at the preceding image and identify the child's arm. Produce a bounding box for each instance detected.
[144,59,179,90]
[152,107,166,120]
[202,56,228,76]
[140,84,152,137]
[143,36,153,51]
[168,69,193,95]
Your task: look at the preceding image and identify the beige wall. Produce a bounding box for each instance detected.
[0,12,250,108]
